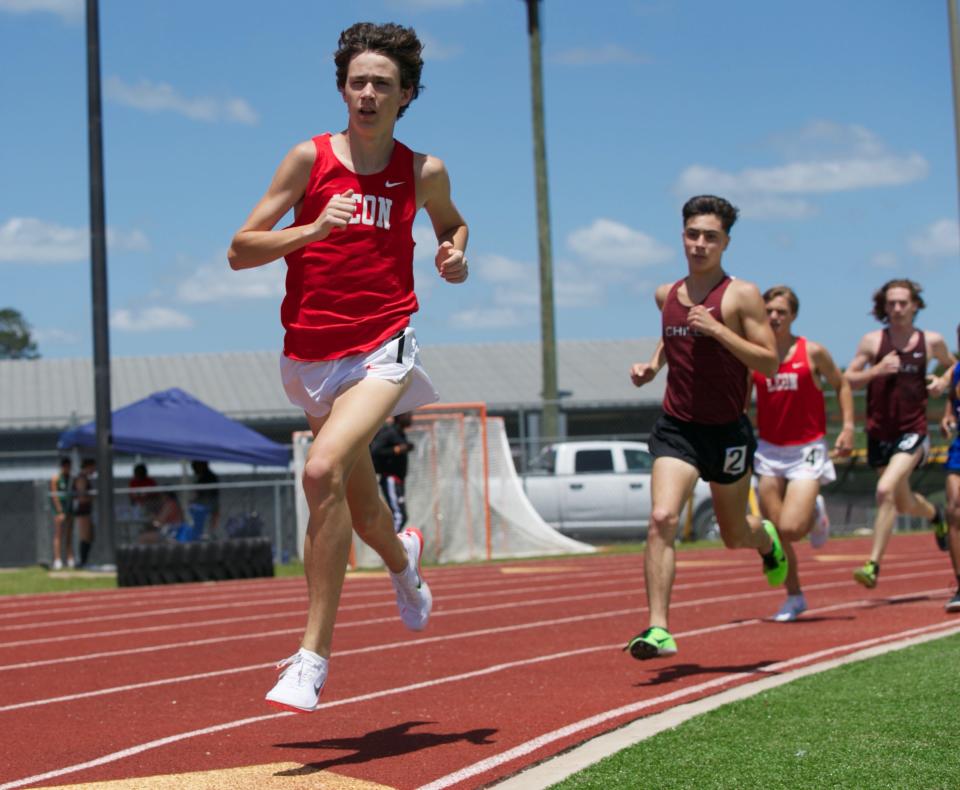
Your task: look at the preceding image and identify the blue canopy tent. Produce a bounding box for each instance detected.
[58,387,290,467]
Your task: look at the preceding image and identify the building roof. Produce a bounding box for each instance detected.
[0,339,664,431]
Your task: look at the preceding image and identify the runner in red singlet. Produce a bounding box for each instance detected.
[228,23,468,713]
[750,286,854,622]
[844,280,954,589]
[625,195,786,661]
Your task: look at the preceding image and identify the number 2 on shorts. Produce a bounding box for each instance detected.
[723,445,747,475]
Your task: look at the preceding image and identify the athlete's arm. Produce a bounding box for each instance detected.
[629,284,670,387]
[690,280,778,377]
[417,153,468,284]
[49,476,62,514]
[843,331,885,390]
[925,331,958,395]
[228,142,356,270]
[941,364,958,436]
[809,341,854,457]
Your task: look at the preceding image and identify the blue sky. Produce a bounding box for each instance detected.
[2,0,958,369]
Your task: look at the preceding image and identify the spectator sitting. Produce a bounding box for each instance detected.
[139,492,185,544]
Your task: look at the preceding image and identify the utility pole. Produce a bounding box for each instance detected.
[523,0,560,443]
[949,0,960,233]
[86,0,115,559]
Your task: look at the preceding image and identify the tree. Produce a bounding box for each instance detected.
[0,308,40,359]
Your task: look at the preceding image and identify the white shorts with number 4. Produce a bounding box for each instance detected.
[753,437,836,484]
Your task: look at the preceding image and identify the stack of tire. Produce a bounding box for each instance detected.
[116,537,275,587]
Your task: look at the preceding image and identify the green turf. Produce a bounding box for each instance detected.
[0,566,118,595]
[550,633,960,790]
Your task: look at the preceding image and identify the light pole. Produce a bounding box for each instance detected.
[523,0,560,443]
[949,0,960,233]
[86,0,115,559]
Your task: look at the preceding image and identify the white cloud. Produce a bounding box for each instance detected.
[105,76,258,125]
[418,32,462,61]
[0,217,148,263]
[450,307,527,330]
[0,0,80,22]
[386,0,478,8]
[111,307,194,332]
[567,218,674,268]
[551,44,650,66]
[908,219,960,259]
[870,251,899,270]
[476,253,532,284]
[413,224,437,263]
[674,121,928,220]
[33,327,79,345]
[178,261,284,303]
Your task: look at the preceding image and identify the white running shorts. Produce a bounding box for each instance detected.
[280,326,439,419]
[753,437,836,484]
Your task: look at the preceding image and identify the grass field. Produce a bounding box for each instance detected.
[551,633,960,790]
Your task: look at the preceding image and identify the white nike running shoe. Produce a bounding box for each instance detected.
[773,594,808,623]
[265,648,327,713]
[810,495,830,549]
[391,528,432,631]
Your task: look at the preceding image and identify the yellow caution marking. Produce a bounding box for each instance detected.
[40,763,396,789]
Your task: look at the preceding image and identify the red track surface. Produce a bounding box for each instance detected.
[1,532,959,789]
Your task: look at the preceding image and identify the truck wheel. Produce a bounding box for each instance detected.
[691,502,720,542]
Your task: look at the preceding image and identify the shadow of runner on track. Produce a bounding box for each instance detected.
[272,720,498,775]
[865,594,935,608]
[635,660,775,687]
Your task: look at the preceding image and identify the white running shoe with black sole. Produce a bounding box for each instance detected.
[391,528,432,631]
[810,495,830,549]
[265,648,327,713]
[773,594,808,622]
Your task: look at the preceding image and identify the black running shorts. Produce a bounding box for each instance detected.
[866,432,929,470]
[648,413,757,484]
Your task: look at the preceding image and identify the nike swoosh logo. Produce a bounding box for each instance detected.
[791,362,803,368]
[314,679,323,694]
[385,180,405,188]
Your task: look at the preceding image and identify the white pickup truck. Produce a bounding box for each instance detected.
[521,440,717,540]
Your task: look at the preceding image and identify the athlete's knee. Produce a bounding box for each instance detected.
[875,483,897,509]
[776,518,807,542]
[302,454,346,503]
[649,506,679,538]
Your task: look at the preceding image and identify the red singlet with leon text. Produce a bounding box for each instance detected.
[282,134,418,361]
[753,336,826,445]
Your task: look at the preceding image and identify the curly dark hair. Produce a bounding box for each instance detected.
[335,22,424,119]
[682,195,740,234]
[871,278,925,323]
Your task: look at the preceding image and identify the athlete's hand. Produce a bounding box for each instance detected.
[630,363,657,388]
[687,305,722,338]
[834,426,854,458]
[873,350,900,377]
[926,373,948,397]
[436,241,468,283]
[941,414,957,439]
[313,189,356,239]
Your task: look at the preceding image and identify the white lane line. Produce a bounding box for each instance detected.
[0,566,646,632]
[479,620,960,790]
[6,616,957,790]
[1,562,945,662]
[1,552,945,648]
[1,581,948,710]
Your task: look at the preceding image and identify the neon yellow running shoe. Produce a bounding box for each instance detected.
[624,626,677,660]
[761,520,788,587]
[854,560,878,589]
